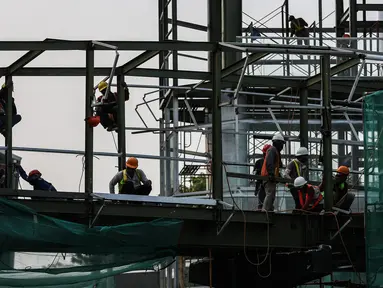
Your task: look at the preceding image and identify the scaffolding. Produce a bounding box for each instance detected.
[0,0,379,287]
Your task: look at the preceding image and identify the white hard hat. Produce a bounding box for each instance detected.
[294,176,307,188]
[296,147,309,156]
[272,133,285,142]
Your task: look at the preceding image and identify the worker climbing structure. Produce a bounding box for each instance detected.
[0,0,380,287]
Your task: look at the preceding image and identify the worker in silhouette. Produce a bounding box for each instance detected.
[253,144,271,209]
[95,81,130,132]
[261,133,285,211]
[289,15,309,46]
[284,147,309,208]
[0,81,22,137]
[318,165,355,210]
[109,157,152,195]
[293,176,323,212]
[15,164,56,191]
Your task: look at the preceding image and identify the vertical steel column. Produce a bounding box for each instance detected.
[159,119,165,197]
[223,0,242,67]
[5,75,13,188]
[349,0,358,76]
[85,45,94,195]
[285,0,290,76]
[209,0,223,201]
[318,0,323,46]
[321,55,333,211]
[117,75,126,171]
[299,88,309,180]
[335,0,345,38]
[338,131,345,165]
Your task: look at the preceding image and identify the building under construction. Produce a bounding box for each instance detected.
[0,0,382,287]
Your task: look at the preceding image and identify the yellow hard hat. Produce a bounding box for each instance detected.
[98,81,108,92]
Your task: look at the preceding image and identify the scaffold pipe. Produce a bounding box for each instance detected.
[0,146,208,163]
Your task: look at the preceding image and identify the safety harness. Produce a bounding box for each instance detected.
[118,169,142,192]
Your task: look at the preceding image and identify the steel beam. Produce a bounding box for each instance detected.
[3,51,44,77]
[167,19,208,32]
[321,55,333,211]
[117,50,160,75]
[221,52,269,78]
[85,47,94,195]
[356,4,383,11]
[0,41,216,51]
[117,75,126,171]
[305,57,361,88]
[5,76,12,189]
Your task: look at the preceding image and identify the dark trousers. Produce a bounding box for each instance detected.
[257,185,266,209]
[120,182,152,196]
[289,187,301,209]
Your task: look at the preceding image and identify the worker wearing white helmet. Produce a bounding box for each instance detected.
[260,133,285,211]
[293,176,323,211]
[284,146,309,208]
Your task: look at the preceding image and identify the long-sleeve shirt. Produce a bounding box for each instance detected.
[17,166,56,191]
[253,158,264,191]
[290,18,308,36]
[284,159,307,180]
[109,169,149,194]
[264,146,281,177]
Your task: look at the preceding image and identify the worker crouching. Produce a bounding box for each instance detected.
[109,157,152,195]
[15,164,57,191]
[294,176,323,212]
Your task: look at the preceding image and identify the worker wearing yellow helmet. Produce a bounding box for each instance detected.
[95,80,130,132]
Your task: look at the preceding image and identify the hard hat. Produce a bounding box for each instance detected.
[337,166,350,175]
[29,169,41,177]
[343,33,351,38]
[262,144,272,153]
[86,116,100,127]
[294,176,307,188]
[126,157,138,169]
[296,147,309,156]
[98,81,108,92]
[272,133,285,142]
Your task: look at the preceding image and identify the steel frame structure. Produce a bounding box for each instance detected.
[0,1,379,287]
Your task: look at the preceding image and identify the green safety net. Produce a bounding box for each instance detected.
[364,90,383,287]
[0,197,183,287]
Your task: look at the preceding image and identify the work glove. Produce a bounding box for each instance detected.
[268,174,276,182]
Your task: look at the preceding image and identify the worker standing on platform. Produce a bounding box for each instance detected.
[318,165,355,210]
[15,164,56,191]
[95,81,130,132]
[253,144,271,209]
[294,176,323,212]
[261,133,285,211]
[0,81,22,137]
[289,15,310,46]
[284,147,309,208]
[109,157,152,195]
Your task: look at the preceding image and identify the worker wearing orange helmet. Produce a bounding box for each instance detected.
[318,165,354,209]
[95,80,130,132]
[109,157,152,195]
[15,164,56,191]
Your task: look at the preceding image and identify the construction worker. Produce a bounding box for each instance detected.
[284,147,309,208]
[0,82,22,137]
[109,157,152,195]
[253,144,271,209]
[289,15,309,46]
[294,176,323,212]
[261,133,285,211]
[318,165,355,210]
[95,81,130,132]
[15,164,57,191]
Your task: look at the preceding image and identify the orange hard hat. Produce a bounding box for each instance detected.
[86,116,100,127]
[29,170,41,177]
[126,157,138,169]
[337,166,350,175]
[343,33,351,38]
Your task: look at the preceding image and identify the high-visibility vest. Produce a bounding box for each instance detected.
[292,20,304,32]
[298,185,324,209]
[261,147,281,177]
[118,169,142,192]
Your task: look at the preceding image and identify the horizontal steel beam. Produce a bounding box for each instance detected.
[0,41,218,51]
[356,4,383,11]
[305,58,361,88]
[5,196,326,252]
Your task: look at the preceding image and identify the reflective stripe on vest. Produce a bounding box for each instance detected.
[292,20,303,31]
[293,160,301,177]
[118,169,142,192]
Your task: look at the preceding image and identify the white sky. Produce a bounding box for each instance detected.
[2,0,378,270]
